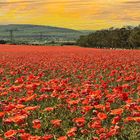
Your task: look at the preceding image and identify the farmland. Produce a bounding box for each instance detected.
[0,45,140,140]
[0,24,92,45]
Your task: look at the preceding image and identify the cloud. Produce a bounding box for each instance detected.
[123,0,140,4]
[0,0,139,29]
[0,0,35,5]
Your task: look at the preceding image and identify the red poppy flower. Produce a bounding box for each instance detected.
[32,119,41,129]
[73,117,85,124]
[57,136,67,140]
[92,136,99,140]
[112,116,121,124]
[73,117,85,127]
[82,105,93,112]
[51,119,61,127]
[42,135,53,140]
[80,129,90,135]
[88,120,101,129]
[97,112,107,120]
[24,106,40,111]
[25,94,37,102]
[107,128,118,137]
[28,136,41,140]
[124,117,140,122]
[16,104,25,109]
[67,127,77,137]
[12,115,27,124]
[4,129,17,138]
[110,108,123,115]
[20,133,31,140]
[44,107,54,112]
[94,104,105,111]
[0,112,5,118]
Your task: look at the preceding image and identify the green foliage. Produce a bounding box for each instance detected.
[61,41,76,46]
[0,40,7,44]
[77,25,140,49]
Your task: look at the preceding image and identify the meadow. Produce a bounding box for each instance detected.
[0,45,140,140]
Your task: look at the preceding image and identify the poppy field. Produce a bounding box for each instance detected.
[0,45,140,140]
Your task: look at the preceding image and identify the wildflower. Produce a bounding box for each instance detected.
[4,129,17,138]
[97,112,107,120]
[73,117,85,127]
[42,135,53,140]
[25,94,37,102]
[51,119,61,127]
[88,120,101,129]
[124,117,140,122]
[112,116,121,124]
[44,107,54,112]
[32,119,41,129]
[20,133,31,140]
[28,136,41,140]
[67,127,77,137]
[24,106,40,111]
[0,112,5,118]
[110,108,123,115]
[57,136,67,140]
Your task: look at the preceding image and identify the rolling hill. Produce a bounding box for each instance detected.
[0,24,92,43]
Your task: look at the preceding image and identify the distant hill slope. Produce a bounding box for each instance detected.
[0,24,80,33]
[0,24,92,42]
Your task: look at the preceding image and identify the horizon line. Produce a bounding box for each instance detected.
[0,23,139,31]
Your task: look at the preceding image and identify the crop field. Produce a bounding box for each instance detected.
[0,45,140,140]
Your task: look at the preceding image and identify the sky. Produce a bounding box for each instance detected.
[0,0,140,30]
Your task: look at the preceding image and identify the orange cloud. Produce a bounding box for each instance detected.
[0,0,139,29]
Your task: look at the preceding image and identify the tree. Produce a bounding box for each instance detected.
[77,25,140,49]
[129,27,140,49]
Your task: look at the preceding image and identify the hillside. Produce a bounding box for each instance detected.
[0,24,91,43]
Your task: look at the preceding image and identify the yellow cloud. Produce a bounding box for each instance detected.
[0,0,139,29]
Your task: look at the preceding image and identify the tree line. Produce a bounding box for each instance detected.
[77,25,140,49]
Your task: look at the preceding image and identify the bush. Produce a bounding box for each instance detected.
[61,42,76,46]
[0,40,7,44]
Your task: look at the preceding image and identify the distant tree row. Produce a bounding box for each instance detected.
[77,25,140,49]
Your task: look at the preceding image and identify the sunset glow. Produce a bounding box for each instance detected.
[0,0,140,29]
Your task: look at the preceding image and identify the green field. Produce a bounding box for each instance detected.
[0,24,93,45]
